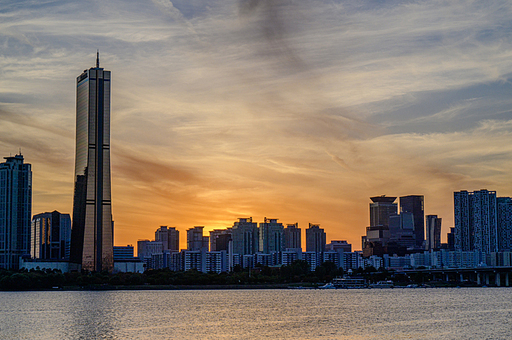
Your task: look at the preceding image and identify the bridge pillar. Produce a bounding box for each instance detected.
[477,273,481,285]
[486,274,490,285]
[506,273,509,287]
[496,273,501,287]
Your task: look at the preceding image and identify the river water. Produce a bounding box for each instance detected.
[1,288,511,339]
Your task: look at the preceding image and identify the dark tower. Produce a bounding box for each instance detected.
[70,53,113,272]
[400,195,424,248]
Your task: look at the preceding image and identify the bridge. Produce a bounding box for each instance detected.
[397,267,512,286]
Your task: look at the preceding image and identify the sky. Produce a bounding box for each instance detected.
[2,0,512,250]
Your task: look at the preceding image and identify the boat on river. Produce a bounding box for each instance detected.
[331,277,368,289]
[369,280,394,288]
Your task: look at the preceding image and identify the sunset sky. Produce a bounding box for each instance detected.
[2,0,512,250]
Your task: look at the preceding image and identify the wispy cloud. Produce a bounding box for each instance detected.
[2,0,512,247]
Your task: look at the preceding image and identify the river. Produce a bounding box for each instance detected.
[1,288,511,339]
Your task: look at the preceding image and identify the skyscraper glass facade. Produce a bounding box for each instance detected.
[0,154,31,270]
[31,211,71,261]
[399,195,424,248]
[70,55,113,272]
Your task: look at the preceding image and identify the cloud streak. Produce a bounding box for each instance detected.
[2,0,512,248]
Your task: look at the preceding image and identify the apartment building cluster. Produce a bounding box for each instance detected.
[135,219,353,273]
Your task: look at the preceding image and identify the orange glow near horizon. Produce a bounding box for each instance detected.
[6,1,512,255]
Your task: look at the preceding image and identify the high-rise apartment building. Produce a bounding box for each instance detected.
[0,154,31,269]
[400,195,425,248]
[210,228,231,252]
[497,197,512,251]
[231,218,259,255]
[187,226,208,251]
[31,211,71,260]
[70,53,114,272]
[454,190,498,253]
[259,218,284,253]
[284,223,301,250]
[326,240,352,253]
[425,215,442,251]
[155,226,180,252]
[305,223,326,253]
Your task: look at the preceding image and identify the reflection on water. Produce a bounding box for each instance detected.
[1,288,511,339]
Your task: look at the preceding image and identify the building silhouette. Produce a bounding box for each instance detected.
[497,197,512,251]
[425,215,442,250]
[155,226,180,252]
[31,211,71,260]
[305,223,326,253]
[284,223,301,250]
[259,218,284,253]
[210,228,231,252]
[369,195,397,227]
[70,53,114,272]
[400,195,425,248]
[231,218,259,255]
[0,154,31,269]
[187,226,208,251]
[388,211,416,248]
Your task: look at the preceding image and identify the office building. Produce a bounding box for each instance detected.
[0,154,32,269]
[400,195,425,248]
[284,223,301,250]
[259,218,284,253]
[454,190,498,253]
[425,215,442,251]
[31,211,71,261]
[137,240,163,259]
[231,217,259,255]
[388,212,415,248]
[70,53,114,272]
[305,223,326,253]
[369,196,397,227]
[113,245,135,260]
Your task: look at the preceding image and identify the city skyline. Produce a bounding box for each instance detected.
[2,1,512,250]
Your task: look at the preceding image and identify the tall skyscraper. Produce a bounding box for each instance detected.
[364,196,396,251]
[0,154,31,270]
[305,223,326,253]
[454,190,498,253]
[425,215,442,251]
[369,196,397,227]
[70,53,114,272]
[31,211,71,260]
[259,218,284,253]
[400,195,424,248]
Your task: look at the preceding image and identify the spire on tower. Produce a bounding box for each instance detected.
[96,50,100,68]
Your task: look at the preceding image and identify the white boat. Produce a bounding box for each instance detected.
[318,283,336,289]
